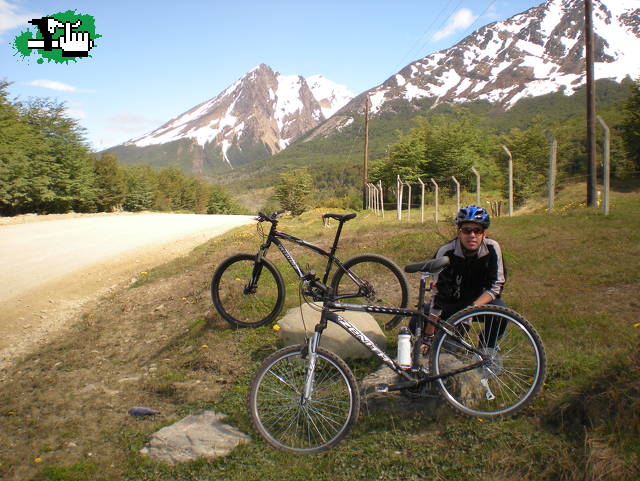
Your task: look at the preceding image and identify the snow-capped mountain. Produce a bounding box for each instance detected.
[110,0,639,176]
[332,0,639,120]
[124,64,353,170]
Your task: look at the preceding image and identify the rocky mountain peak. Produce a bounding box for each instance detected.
[125,64,352,170]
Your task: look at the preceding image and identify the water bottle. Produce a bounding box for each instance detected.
[397,327,412,368]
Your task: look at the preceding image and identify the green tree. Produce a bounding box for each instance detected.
[621,77,640,172]
[123,165,156,211]
[275,169,313,216]
[93,153,125,211]
[1,83,97,215]
[370,110,501,203]
[17,97,96,213]
[502,120,548,207]
[0,80,40,215]
[207,185,241,214]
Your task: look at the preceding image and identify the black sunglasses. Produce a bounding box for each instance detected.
[459,227,484,235]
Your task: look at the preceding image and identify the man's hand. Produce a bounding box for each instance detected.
[428,308,442,323]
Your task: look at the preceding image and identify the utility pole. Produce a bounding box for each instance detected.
[585,0,597,206]
[363,95,369,210]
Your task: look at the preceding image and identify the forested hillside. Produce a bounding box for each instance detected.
[0,81,243,217]
[222,78,640,210]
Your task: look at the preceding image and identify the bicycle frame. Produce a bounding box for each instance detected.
[252,218,366,295]
[300,299,489,400]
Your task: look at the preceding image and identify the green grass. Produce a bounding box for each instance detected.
[12,183,640,481]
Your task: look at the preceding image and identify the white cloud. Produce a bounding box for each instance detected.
[0,0,39,35]
[25,79,78,92]
[433,8,479,41]
[24,79,96,93]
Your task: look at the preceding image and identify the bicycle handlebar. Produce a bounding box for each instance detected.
[256,210,285,223]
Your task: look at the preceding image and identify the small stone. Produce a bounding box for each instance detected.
[128,406,160,417]
[140,411,251,464]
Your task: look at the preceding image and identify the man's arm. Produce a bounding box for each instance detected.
[473,291,495,306]
[477,239,506,305]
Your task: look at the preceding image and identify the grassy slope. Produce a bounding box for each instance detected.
[1,184,639,481]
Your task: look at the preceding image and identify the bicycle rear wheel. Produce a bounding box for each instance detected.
[330,254,409,331]
[431,305,546,419]
[211,253,285,328]
[248,345,360,454]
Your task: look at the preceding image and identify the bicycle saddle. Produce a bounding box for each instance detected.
[322,212,357,222]
[404,256,450,274]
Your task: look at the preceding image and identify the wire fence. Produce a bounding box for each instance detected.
[365,173,621,223]
[364,125,636,222]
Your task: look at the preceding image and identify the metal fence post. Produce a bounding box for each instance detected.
[431,178,439,223]
[451,176,460,213]
[471,167,481,206]
[407,183,412,221]
[397,175,402,221]
[597,116,610,216]
[545,131,557,211]
[370,183,376,213]
[379,180,385,219]
[418,178,425,223]
[501,146,513,217]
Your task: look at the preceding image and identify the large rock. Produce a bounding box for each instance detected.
[278,304,387,359]
[140,411,251,464]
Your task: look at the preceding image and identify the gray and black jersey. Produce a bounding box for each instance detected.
[430,237,506,318]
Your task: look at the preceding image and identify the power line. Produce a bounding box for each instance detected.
[392,0,459,73]
[387,0,498,82]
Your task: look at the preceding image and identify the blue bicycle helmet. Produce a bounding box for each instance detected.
[455,205,490,229]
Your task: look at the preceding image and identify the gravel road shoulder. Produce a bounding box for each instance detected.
[0,212,253,371]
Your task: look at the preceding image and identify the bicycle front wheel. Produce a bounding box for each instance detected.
[330,254,409,331]
[211,253,285,328]
[431,305,546,419]
[248,345,360,454]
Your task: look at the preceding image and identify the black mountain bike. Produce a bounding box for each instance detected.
[211,210,409,329]
[247,256,546,453]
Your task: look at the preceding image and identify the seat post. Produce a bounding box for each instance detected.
[329,219,346,257]
[321,220,346,285]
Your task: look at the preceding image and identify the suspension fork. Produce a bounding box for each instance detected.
[301,313,327,402]
[247,233,273,293]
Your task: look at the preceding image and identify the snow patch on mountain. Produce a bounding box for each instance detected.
[306,74,354,118]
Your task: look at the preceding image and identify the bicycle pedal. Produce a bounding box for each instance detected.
[374,384,389,393]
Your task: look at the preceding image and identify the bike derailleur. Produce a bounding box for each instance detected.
[301,271,325,301]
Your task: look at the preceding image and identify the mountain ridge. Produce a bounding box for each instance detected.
[106,0,640,176]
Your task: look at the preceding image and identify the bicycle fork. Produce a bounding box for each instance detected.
[245,247,269,294]
[301,331,321,403]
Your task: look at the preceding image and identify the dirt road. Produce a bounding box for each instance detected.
[0,212,253,368]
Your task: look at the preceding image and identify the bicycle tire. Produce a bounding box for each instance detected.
[330,254,409,331]
[248,344,360,454]
[211,253,285,328]
[430,305,546,419]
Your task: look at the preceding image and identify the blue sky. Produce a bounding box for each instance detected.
[1,0,544,151]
